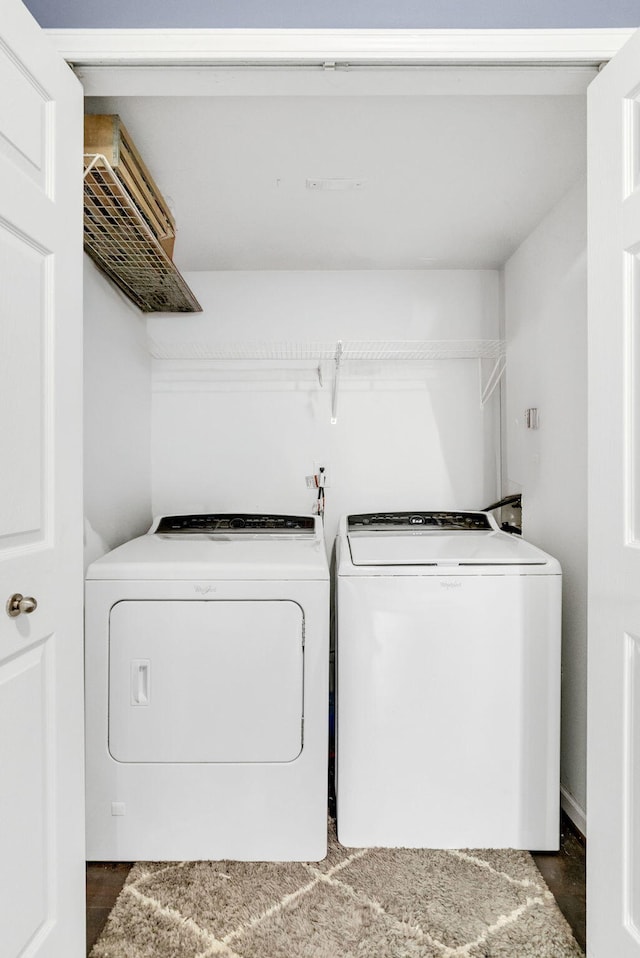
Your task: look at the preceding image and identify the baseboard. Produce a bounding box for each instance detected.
[560,785,586,839]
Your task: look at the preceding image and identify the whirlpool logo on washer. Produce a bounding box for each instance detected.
[194,584,217,595]
[440,579,463,589]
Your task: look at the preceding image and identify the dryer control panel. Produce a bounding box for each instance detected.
[155,513,316,534]
[347,511,492,531]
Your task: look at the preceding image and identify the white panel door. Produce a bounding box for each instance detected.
[588,27,640,958]
[0,2,84,957]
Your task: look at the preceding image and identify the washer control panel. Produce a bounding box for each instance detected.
[155,514,316,534]
[347,511,492,531]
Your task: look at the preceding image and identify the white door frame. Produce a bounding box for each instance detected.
[46,29,634,103]
[45,27,634,68]
[56,21,623,836]
[54,22,630,836]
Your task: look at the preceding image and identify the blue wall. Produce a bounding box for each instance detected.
[22,0,640,29]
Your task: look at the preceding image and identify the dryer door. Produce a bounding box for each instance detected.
[108,600,304,763]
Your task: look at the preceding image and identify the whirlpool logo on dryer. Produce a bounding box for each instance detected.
[194,584,217,594]
[440,579,463,589]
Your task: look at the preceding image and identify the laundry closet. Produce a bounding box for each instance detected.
[81,65,589,832]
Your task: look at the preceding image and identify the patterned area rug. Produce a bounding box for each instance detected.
[90,824,583,958]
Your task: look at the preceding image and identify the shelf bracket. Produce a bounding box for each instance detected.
[479,354,506,406]
[331,340,344,424]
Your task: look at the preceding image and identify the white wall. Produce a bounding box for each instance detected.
[149,269,501,546]
[503,178,587,828]
[83,259,152,568]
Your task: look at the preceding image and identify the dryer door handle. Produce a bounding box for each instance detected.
[131,659,150,706]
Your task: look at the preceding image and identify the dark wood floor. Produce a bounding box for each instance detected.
[86,860,132,954]
[86,812,586,956]
[532,814,587,952]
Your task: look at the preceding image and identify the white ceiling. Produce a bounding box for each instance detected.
[88,91,586,271]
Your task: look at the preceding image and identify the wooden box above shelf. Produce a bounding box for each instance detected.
[83,115,202,314]
[84,114,175,257]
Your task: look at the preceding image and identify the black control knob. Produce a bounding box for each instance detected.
[230,517,246,528]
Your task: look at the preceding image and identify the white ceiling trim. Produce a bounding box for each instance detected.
[48,27,634,67]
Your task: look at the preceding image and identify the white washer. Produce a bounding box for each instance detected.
[85,513,329,861]
[336,510,561,850]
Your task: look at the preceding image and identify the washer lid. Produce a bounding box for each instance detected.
[344,512,552,568]
[347,529,549,567]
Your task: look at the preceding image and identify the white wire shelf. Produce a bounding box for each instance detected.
[149,338,506,421]
[148,339,506,361]
[84,154,202,313]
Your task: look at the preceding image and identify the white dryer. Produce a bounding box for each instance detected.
[85,513,329,861]
[335,510,561,850]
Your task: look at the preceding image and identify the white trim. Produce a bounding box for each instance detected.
[561,785,587,838]
[75,65,599,98]
[47,27,635,67]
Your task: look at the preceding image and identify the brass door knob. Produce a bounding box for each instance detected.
[6,593,38,618]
